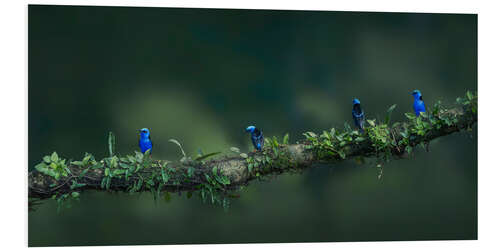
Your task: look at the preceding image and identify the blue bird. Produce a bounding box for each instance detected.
[412,90,426,117]
[138,128,153,154]
[352,98,365,133]
[245,125,264,151]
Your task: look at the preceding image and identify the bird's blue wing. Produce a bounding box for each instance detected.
[420,96,427,112]
[256,133,264,150]
[352,107,364,131]
[251,129,264,150]
[414,97,426,116]
[358,111,365,130]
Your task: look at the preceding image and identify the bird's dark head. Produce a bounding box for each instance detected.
[245,125,256,133]
[412,90,422,99]
[139,128,150,138]
[353,98,361,105]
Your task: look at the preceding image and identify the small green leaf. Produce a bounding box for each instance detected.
[71,192,80,198]
[70,180,86,189]
[101,177,106,189]
[112,169,125,176]
[127,155,136,163]
[212,166,218,176]
[272,136,279,147]
[83,153,92,164]
[106,177,111,189]
[466,91,473,101]
[108,132,116,157]
[104,168,110,176]
[71,161,84,166]
[161,169,169,183]
[137,178,143,189]
[354,137,365,142]
[321,131,330,139]
[229,147,240,153]
[330,128,336,136]
[405,113,417,120]
[367,120,376,127]
[187,167,195,178]
[35,163,47,172]
[218,176,230,185]
[43,156,51,163]
[387,104,397,114]
[240,153,248,159]
[344,122,352,132]
[168,139,186,157]
[50,152,59,162]
[146,179,155,187]
[406,146,413,154]
[195,152,221,161]
[385,104,397,124]
[50,162,58,169]
[135,151,144,163]
[119,162,130,169]
[304,132,317,138]
[265,156,271,163]
[283,133,289,144]
[338,151,346,159]
[400,131,408,138]
[110,156,118,168]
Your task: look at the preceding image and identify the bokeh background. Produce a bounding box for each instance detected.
[28,5,477,246]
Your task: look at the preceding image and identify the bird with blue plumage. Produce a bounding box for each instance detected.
[138,128,153,154]
[352,98,365,133]
[412,90,426,117]
[245,125,264,151]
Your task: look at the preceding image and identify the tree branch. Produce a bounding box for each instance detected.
[28,92,477,209]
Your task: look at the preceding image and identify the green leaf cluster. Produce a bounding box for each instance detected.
[365,119,396,161]
[34,152,70,180]
[303,127,364,160]
[456,90,477,114]
[195,166,232,210]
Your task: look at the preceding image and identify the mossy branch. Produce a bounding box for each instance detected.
[28,91,477,210]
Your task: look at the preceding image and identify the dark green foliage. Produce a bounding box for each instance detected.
[303,128,361,160]
[34,152,70,180]
[385,104,397,125]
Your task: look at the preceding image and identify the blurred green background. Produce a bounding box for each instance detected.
[28,5,477,246]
